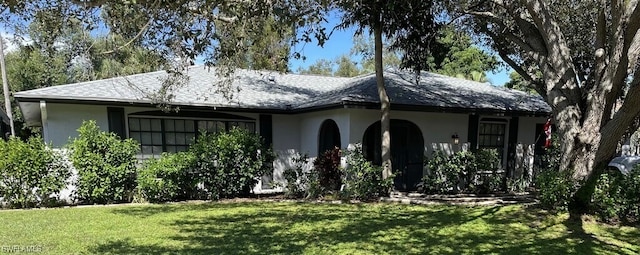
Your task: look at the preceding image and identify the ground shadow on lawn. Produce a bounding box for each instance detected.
[90,202,639,254]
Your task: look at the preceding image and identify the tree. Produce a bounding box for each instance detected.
[446,0,640,212]
[430,26,498,81]
[296,59,334,76]
[352,27,498,81]
[504,71,536,94]
[334,54,362,77]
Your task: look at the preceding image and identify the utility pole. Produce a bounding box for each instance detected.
[0,33,15,137]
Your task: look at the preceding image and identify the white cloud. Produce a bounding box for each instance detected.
[1,29,33,53]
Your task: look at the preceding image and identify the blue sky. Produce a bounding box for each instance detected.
[288,15,512,86]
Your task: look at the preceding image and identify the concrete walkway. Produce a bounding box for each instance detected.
[381,192,538,206]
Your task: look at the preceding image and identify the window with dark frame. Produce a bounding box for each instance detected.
[478,120,507,163]
[128,117,256,158]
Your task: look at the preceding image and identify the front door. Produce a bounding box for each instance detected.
[363,119,424,191]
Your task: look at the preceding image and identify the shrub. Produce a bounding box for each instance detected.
[69,121,139,204]
[423,150,469,194]
[314,147,342,191]
[281,153,321,199]
[473,149,503,194]
[592,166,640,224]
[137,152,196,202]
[621,166,640,222]
[189,128,274,200]
[535,169,576,210]
[341,144,393,201]
[0,137,70,208]
[592,171,625,222]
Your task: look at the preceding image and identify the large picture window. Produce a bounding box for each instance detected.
[478,119,507,163]
[128,116,255,158]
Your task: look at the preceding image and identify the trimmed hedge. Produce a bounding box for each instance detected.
[0,137,70,208]
[69,121,139,204]
[137,152,197,202]
[189,128,274,200]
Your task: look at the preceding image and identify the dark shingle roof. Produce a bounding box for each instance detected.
[299,70,550,114]
[14,66,550,114]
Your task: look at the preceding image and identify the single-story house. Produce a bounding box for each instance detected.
[14,66,551,192]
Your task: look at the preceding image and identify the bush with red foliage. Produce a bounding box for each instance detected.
[313,147,342,191]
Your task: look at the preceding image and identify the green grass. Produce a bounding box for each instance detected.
[0,202,638,254]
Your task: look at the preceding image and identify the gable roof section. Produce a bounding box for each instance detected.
[14,66,551,115]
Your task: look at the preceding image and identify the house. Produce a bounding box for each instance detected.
[14,66,551,192]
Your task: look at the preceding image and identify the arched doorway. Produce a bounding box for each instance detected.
[363,119,424,191]
[318,119,341,155]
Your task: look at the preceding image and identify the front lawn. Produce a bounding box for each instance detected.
[0,201,638,254]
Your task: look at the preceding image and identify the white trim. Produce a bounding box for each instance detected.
[40,100,48,142]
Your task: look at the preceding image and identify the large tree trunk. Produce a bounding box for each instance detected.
[460,0,640,219]
[374,20,392,181]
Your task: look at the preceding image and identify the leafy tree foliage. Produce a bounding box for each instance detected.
[297,59,334,76]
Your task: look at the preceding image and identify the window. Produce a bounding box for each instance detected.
[128,117,255,158]
[478,119,507,163]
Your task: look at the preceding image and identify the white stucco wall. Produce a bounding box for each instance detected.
[264,114,302,192]
[44,103,110,147]
[517,116,548,145]
[298,109,351,157]
[347,109,469,156]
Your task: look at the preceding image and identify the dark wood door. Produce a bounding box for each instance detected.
[363,120,424,191]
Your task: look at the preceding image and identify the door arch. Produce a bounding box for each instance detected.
[363,119,424,191]
[318,119,341,155]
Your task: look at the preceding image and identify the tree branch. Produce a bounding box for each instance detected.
[101,18,153,55]
[597,74,640,162]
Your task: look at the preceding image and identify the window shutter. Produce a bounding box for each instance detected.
[107,107,126,139]
[467,114,479,150]
[259,114,273,147]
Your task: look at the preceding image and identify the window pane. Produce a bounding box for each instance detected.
[151,119,161,131]
[246,123,256,133]
[141,133,152,144]
[141,145,152,155]
[140,119,151,131]
[166,133,176,145]
[165,119,175,132]
[130,132,141,142]
[166,146,177,153]
[198,121,207,131]
[129,118,140,131]
[185,120,195,132]
[175,120,185,132]
[216,121,226,132]
[152,146,163,154]
[152,132,162,145]
[186,133,195,144]
[177,146,188,152]
[176,133,186,144]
